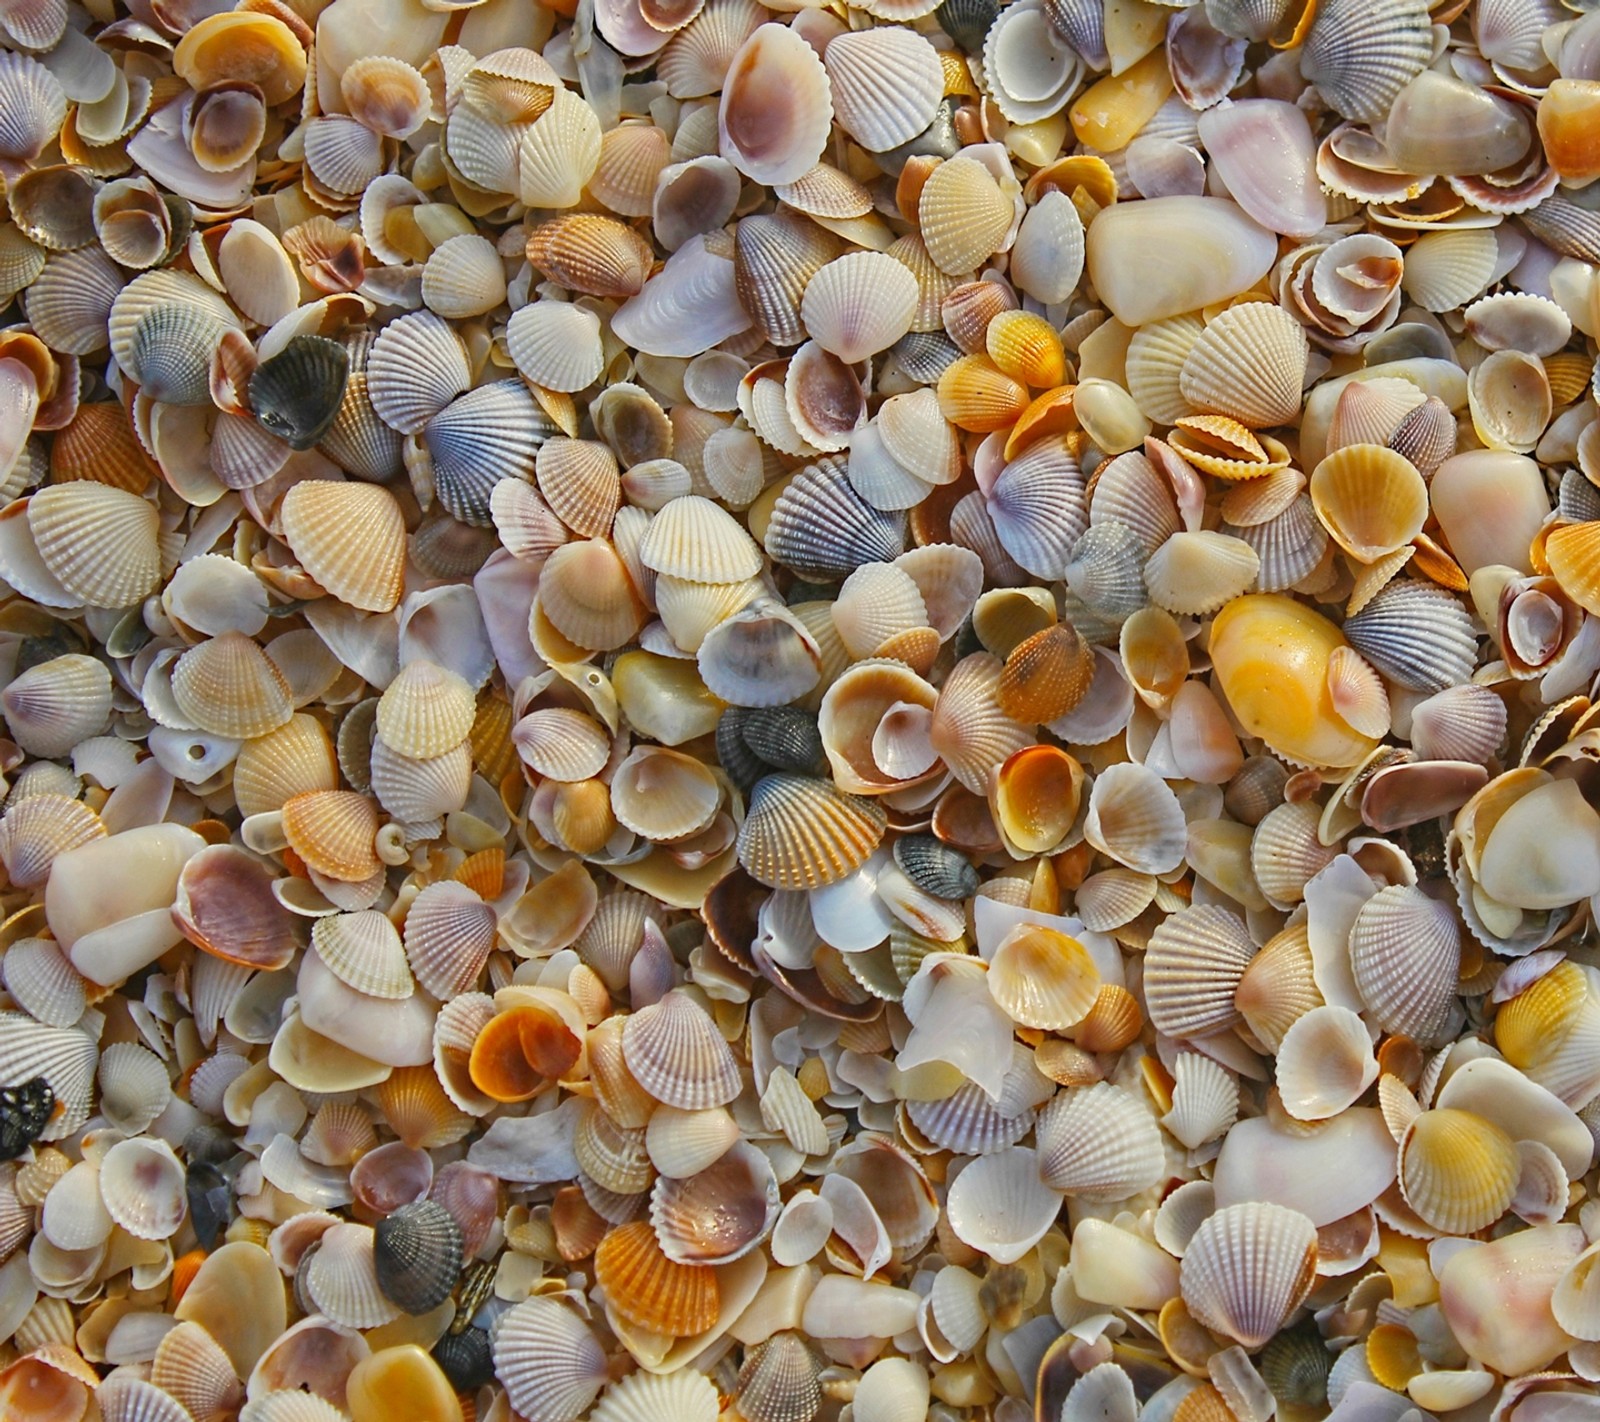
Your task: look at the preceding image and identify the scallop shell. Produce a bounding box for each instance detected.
[1310,444,1429,564]
[250,336,349,452]
[538,540,646,651]
[1143,903,1256,1039]
[594,1218,720,1335]
[0,794,104,892]
[928,652,1034,795]
[1162,1051,1240,1150]
[801,252,921,365]
[26,483,159,610]
[1144,530,1261,616]
[1083,762,1188,875]
[737,1332,823,1422]
[1409,684,1507,764]
[1249,800,1337,906]
[1036,1082,1165,1199]
[492,1297,608,1422]
[1179,1202,1319,1350]
[650,1139,779,1264]
[281,790,381,884]
[1302,0,1434,124]
[373,1199,463,1315]
[280,481,407,614]
[639,494,763,583]
[96,1040,171,1134]
[622,988,742,1110]
[312,910,413,1000]
[1179,303,1309,431]
[737,773,887,891]
[366,311,471,436]
[1,937,86,1028]
[507,301,604,395]
[919,154,1016,276]
[1343,579,1479,693]
[765,457,907,580]
[1233,495,1329,594]
[1401,229,1500,314]
[736,211,843,348]
[527,214,654,299]
[824,28,943,153]
[1399,1108,1520,1235]
[402,881,496,999]
[168,632,294,740]
[987,435,1088,580]
[1126,315,1205,425]
[1348,883,1462,1041]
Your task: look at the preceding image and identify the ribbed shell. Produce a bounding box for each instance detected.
[987,435,1088,580]
[1343,579,1479,693]
[426,381,554,527]
[622,989,743,1110]
[927,652,1034,795]
[366,311,472,434]
[764,457,908,580]
[312,910,413,1000]
[594,1218,721,1334]
[1143,904,1256,1039]
[403,881,497,999]
[824,27,943,153]
[1179,302,1309,430]
[373,1199,463,1314]
[1180,1202,1319,1350]
[1035,1083,1166,1199]
[27,483,160,609]
[492,1297,609,1422]
[280,481,407,613]
[0,794,105,890]
[1348,884,1462,1041]
[170,632,295,740]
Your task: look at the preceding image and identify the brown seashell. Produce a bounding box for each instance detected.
[996,622,1095,724]
[467,1002,582,1103]
[173,843,299,972]
[280,481,407,614]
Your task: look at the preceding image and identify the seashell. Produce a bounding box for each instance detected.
[22,483,157,611]
[1036,1082,1165,1199]
[738,1332,823,1422]
[1399,1108,1520,1235]
[1348,884,1461,1041]
[97,1040,170,1134]
[718,23,834,186]
[611,745,721,841]
[1467,349,1550,456]
[1300,0,1433,124]
[1144,530,1260,616]
[650,1139,778,1264]
[1210,594,1379,769]
[282,790,381,884]
[1410,684,1506,765]
[373,1199,463,1315]
[1179,302,1309,430]
[1343,579,1479,694]
[516,88,603,208]
[1085,197,1278,328]
[401,881,495,999]
[1009,191,1085,306]
[825,28,942,153]
[281,481,407,615]
[1274,1005,1376,1121]
[169,633,294,741]
[528,215,654,300]
[594,1218,720,1335]
[366,312,471,436]
[801,253,920,365]
[591,1368,720,1422]
[491,1297,608,1422]
[661,0,767,97]
[737,773,887,890]
[988,436,1088,580]
[1196,101,1325,239]
[1181,1202,1318,1351]
[765,457,907,581]
[1065,521,1149,623]
[927,652,1033,796]
[918,154,1016,277]
[986,921,1099,1029]
[944,1145,1062,1265]
[1143,904,1256,1039]
[99,1136,187,1240]
[1309,444,1428,565]
[735,211,843,348]
[700,598,824,708]
[312,910,412,1000]
[1083,762,1187,875]
[639,494,762,585]
[538,540,646,651]
[507,301,604,395]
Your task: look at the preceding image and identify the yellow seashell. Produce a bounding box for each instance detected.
[1208,594,1380,769]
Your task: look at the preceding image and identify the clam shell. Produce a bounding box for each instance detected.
[97,1040,171,1134]
[1401,229,1499,314]
[919,154,1016,277]
[592,1369,720,1422]
[661,0,767,98]
[1143,903,1255,1039]
[1409,684,1507,765]
[281,790,381,884]
[1301,0,1434,125]
[718,23,833,186]
[824,27,942,153]
[26,483,159,610]
[987,921,1099,1029]
[233,715,340,818]
[1162,1051,1239,1150]
[1343,579,1479,693]
[1126,315,1205,426]
[528,214,654,299]
[1083,762,1187,875]
[373,1199,463,1315]
[649,1139,778,1264]
[699,598,824,708]
[170,632,294,741]
[313,910,412,1000]
[737,773,887,890]
[765,456,907,580]
[99,1136,187,1241]
[517,88,603,208]
[538,540,646,651]
[1,937,86,1028]
[1036,1082,1165,1199]
[1310,444,1428,565]
[403,881,496,999]
[1348,883,1462,1041]
[988,435,1088,580]
[639,493,762,582]
[1275,1005,1377,1121]
[928,652,1034,795]
[736,211,843,348]
[1144,530,1260,616]
[376,660,474,761]
[1009,190,1085,306]
[944,1145,1062,1265]
[491,1297,608,1422]
[366,311,471,436]
[1180,1203,1318,1350]
[737,1333,823,1422]
[622,988,742,1110]
[507,301,604,395]
[801,252,920,365]
[1249,800,1337,906]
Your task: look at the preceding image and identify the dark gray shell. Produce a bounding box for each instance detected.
[893,834,979,901]
[250,334,350,450]
[888,330,962,385]
[374,1198,464,1315]
[935,0,997,52]
[716,708,765,794]
[764,457,907,581]
[0,1076,52,1162]
[742,706,825,776]
[432,1325,495,1391]
[1259,1323,1332,1407]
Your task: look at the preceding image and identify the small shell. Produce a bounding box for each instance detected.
[987,922,1099,1029]
[99,1136,187,1240]
[1275,1006,1377,1121]
[1143,904,1256,1039]
[928,652,1034,795]
[1343,579,1479,693]
[801,252,920,365]
[403,881,496,999]
[1144,530,1260,616]
[538,540,646,651]
[1036,1083,1165,1199]
[96,1040,171,1134]
[824,27,943,153]
[944,1145,1062,1265]
[1409,684,1507,765]
[1180,1202,1319,1350]
[1179,303,1309,430]
[366,311,471,436]
[1401,229,1500,313]
[491,1297,607,1422]
[2,655,112,760]
[528,215,655,300]
[639,494,763,583]
[649,1139,779,1264]
[170,632,294,741]
[313,911,413,1000]
[26,483,160,610]
[611,746,721,841]
[281,790,381,884]
[373,1199,464,1315]
[919,154,1016,277]
[281,481,407,614]
[622,989,742,1110]
[1083,762,1187,875]
[376,660,475,761]
[1348,883,1461,1041]
[594,1218,720,1335]
[718,23,834,186]
[507,301,604,394]
[737,773,887,890]
[0,795,104,892]
[1399,1108,1520,1234]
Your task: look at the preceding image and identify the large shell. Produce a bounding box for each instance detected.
[1180,1203,1319,1350]
[1036,1083,1165,1199]
[718,23,834,186]
[491,1297,608,1422]
[1143,904,1256,1039]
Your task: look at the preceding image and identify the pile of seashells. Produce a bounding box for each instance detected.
[11,0,1600,1415]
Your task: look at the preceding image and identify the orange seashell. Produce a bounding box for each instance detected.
[374,1065,473,1150]
[49,402,153,491]
[936,354,1030,433]
[593,1219,720,1336]
[996,622,1096,724]
[552,1185,609,1261]
[1003,385,1080,460]
[992,744,1085,857]
[454,847,506,899]
[467,1004,582,1103]
[281,790,382,882]
[1074,984,1143,1052]
[986,310,1067,389]
[169,1249,207,1306]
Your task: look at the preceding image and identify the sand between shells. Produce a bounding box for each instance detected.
[7,0,1600,1420]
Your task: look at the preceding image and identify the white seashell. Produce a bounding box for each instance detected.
[492,1296,609,1422]
[1275,1005,1377,1121]
[1161,1051,1240,1150]
[823,28,942,153]
[1083,762,1187,875]
[801,252,920,365]
[1180,1201,1319,1349]
[507,300,605,393]
[1036,1083,1165,1199]
[718,23,834,186]
[943,1145,1064,1265]
[613,234,753,358]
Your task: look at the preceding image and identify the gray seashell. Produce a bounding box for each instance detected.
[742,706,826,775]
[1301,0,1434,124]
[1521,195,1600,264]
[1043,0,1108,68]
[1363,322,1456,366]
[987,435,1089,580]
[1343,578,1479,693]
[251,335,350,451]
[738,1332,824,1422]
[873,99,963,172]
[951,491,1029,585]
[1258,1322,1332,1407]
[1065,521,1149,622]
[1560,468,1600,524]
[1230,496,1328,594]
[423,380,556,527]
[904,1053,1044,1153]
[715,707,766,794]
[432,1324,495,1392]
[893,834,979,901]
[373,1198,464,1315]
[936,0,999,52]
[765,456,907,581]
[127,304,228,406]
[888,329,962,385]
[1387,396,1457,479]
[23,246,124,356]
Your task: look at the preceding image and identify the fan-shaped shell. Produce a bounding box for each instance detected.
[1180,1202,1319,1350]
